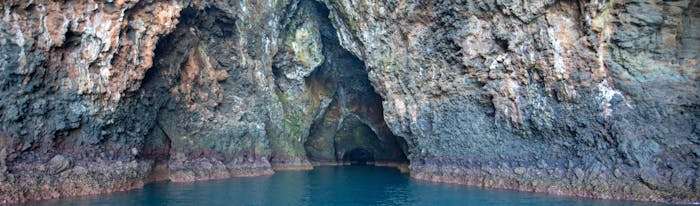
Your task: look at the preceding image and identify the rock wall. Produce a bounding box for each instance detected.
[0,0,291,202]
[322,0,699,203]
[0,0,183,202]
[145,4,280,182]
[0,0,698,204]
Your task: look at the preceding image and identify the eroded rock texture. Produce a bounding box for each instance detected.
[275,0,407,166]
[0,0,698,204]
[0,0,183,202]
[322,0,699,203]
[145,4,280,182]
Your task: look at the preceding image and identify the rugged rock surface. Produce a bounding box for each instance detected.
[322,0,699,203]
[275,0,407,166]
[144,2,282,182]
[1,0,183,202]
[0,0,698,204]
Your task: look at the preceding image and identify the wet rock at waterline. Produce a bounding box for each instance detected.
[0,0,698,204]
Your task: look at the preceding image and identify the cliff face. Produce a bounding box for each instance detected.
[0,0,287,201]
[321,0,699,202]
[0,0,698,204]
[1,0,184,201]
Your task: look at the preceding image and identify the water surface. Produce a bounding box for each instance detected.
[30,166,674,206]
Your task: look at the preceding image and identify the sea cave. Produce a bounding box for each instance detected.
[0,0,698,205]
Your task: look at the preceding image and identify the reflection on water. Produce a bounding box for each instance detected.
[28,166,673,206]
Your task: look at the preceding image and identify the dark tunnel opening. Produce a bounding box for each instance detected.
[343,148,374,165]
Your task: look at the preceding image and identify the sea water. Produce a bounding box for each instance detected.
[29,166,674,206]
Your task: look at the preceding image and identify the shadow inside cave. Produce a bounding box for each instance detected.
[293,0,409,166]
[342,148,375,165]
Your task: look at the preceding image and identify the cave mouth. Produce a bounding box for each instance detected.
[142,0,410,171]
[297,0,409,167]
[343,148,374,165]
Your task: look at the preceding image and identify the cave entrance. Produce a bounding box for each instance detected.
[143,0,410,172]
[287,0,409,167]
[343,148,374,165]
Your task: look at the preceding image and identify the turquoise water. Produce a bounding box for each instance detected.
[30,166,672,206]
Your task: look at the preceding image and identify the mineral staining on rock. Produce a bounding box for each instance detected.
[146,5,278,182]
[1,0,184,202]
[1,0,698,204]
[322,0,699,203]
